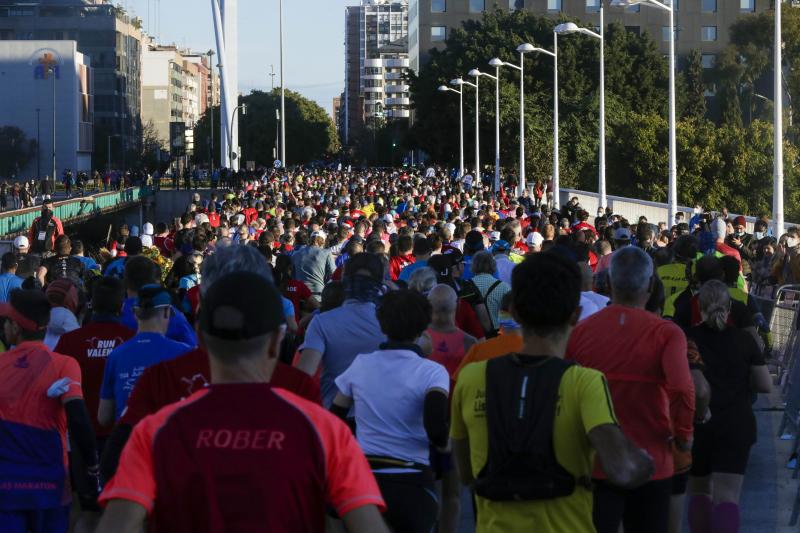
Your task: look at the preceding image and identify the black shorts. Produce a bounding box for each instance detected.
[691,410,756,477]
[671,472,689,495]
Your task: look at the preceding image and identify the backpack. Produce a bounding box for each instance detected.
[474,355,579,502]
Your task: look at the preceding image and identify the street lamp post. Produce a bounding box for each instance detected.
[556,10,606,210]
[228,103,247,166]
[524,42,559,209]
[612,0,676,222]
[472,67,499,192]
[454,77,479,180]
[493,44,534,197]
[279,0,286,167]
[207,50,215,171]
[48,66,56,189]
[775,0,784,236]
[35,108,41,180]
[438,81,464,178]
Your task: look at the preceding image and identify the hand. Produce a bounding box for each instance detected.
[674,437,693,453]
[731,237,741,247]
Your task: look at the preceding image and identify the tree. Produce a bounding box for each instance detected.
[681,50,707,120]
[714,47,744,128]
[194,89,339,168]
[0,126,37,178]
[409,9,669,184]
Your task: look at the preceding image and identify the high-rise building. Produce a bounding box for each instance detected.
[343,0,411,146]
[409,0,768,74]
[0,40,93,178]
[0,0,142,168]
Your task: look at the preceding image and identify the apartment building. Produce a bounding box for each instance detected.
[409,0,769,73]
[343,0,412,145]
[0,0,142,162]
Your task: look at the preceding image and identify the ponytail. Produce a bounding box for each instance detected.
[698,280,730,332]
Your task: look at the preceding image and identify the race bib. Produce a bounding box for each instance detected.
[38,231,46,241]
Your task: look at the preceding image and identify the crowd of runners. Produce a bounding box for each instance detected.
[0,165,785,532]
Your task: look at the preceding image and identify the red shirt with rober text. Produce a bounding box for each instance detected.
[119,348,321,427]
[100,384,385,532]
[54,321,135,437]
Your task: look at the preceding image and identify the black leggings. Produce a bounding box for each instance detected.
[373,468,438,533]
[593,478,672,533]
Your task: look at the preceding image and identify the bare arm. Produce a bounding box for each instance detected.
[95,500,147,533]
[452,437,474,487]
[97,399,115,428]
[342,505,390,533]
[35,265,47,287]
[750,365,773,394]
[285,313,298,335]
[417,332,432,357]
[588,424,654,489]
[296,348,322,377]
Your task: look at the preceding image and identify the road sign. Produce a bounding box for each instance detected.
[274,159,282,168]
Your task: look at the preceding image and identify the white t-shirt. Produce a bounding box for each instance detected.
[579,291,610,322]
[335,348,449,465]
[462,174,474,186]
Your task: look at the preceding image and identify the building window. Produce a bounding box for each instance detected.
[740,0,754,12]
[626,4,640,12]
[662,26,676,42]
[701,26,717,42]
[701,54,716,69]
[586,0,600,13]
[509,0,524,9]
[701,0,716,13]
[431,26,446,42]
[547,0,562,12]
[431,0,445,13]
[469,0,485,12]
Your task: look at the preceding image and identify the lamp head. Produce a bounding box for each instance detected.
[554,22,581,35]
[488,58,503,68]
[468,68,481,77]
[450,78,463,86]
[437,85,449,92]
[517,43,536,53]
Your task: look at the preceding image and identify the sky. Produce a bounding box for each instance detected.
[123,0,353,116]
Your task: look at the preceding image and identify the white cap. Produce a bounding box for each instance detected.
[13,236,29,249]
[527,232,544,247]
[311,229,327,241]
[143,222,154,236]
[195,213,210,226]
[233,214,245,226]
[445,223,457,234]
[140,234,154,248]
[490,231,501,242]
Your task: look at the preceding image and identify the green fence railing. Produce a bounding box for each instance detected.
[0,186,154,238]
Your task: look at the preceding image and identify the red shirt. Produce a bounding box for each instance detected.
[389,254,415,281]
[154,236,174,257]
[716,242,742,268]
[456,299,485,340]
[120,348,321,427]
[54,320,135,437]
[573,221,598,235]
[566,305,695,480]
[283,280,313,322]
[207,212,220,228]
[101,385,385,532]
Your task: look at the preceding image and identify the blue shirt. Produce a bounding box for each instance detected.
[100,332,191,420]
[76,255,99,272]
[302,301,386,407]
[104,257,126,279]
[121,297,198,347]
[0,272,23,303]
[398,259,429,282]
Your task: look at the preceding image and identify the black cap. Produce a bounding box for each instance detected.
[199,271,285,340]
[125,236,143,256]
[464,230,485,253]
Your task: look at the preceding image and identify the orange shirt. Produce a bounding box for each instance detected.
[453,329,523,381]
[566,305,695,480]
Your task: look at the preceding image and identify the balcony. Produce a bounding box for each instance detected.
[385,97,410,106]
[363,86,383,93]
[384,58,410,68]
[364,73,383,80]
[385,84,409,94]
[387,109,411,118]
[384,72,405,80]
[365,58,383,68]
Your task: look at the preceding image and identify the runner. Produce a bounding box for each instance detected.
[566,246,695,533]
[0,289,99,533]
[451,252,654,532]
[332,289,449,533]
[97,271,389,533]
[97,284,191,426]
[686,280,773,533]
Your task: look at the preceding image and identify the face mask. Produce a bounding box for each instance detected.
[787,238,799,249]
[734,231,745,238]
[693,207,702,215]
[754,231,765,241]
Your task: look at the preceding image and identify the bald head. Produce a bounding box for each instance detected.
[428,283,458,315]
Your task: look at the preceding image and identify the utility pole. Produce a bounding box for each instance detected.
[50,67,56,190]
[269,64,276,91]
[208,49,215,171]
[279,0,286,167]
[36,108,41,180]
